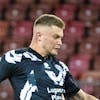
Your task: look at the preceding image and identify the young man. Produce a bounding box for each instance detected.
[0,14,99,100]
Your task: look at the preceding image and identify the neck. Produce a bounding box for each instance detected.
[29,41,47,57]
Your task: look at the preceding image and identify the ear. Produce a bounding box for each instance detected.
[36,32,42,41]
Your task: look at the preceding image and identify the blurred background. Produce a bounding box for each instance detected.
[0,0,100,99]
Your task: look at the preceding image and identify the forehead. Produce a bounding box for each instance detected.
[47,25,64,37]
[34,25,64,37]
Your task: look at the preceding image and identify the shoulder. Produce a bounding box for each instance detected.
[0,57,1,61]
[2,48,28,64]
[59,61,69,72]
[53,57,69,72]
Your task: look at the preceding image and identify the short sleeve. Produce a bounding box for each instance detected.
[0,54,14,82]
[64,72,80,98]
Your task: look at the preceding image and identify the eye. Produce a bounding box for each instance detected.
[53,34,61,39]
[52,33,63,41]
[53,35,59,39]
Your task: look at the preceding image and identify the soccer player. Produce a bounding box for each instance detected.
[0,14,99,100]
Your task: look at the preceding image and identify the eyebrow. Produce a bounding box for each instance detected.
[53,33,63,39]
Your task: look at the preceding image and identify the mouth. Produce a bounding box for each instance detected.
[55,46,61,49]
[54,48,61,52]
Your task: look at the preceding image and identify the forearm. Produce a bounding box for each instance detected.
[70,89,99,100]
[71,94,99,100]
[85,94,99,100]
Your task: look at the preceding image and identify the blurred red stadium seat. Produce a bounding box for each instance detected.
[0,6,2,19]
[56,44,68,63]
[15,0,35,6]
[79,38,99,57]
[88,22,100,41]
[78,4,99,27]
[0,0,10,6]
[5,4,26,21]
[64,20,85,43]
[93,55,100,70]
[3,38,24,53]
[56,40,75,63]
[12,20,33,46]
[0,21,9,41]
[68,54,91,79]
[80,71,100,98]
[90,0,100,6]
[29,4,52,21]
[0,80,14,100]
[65,0,84,5]
[40,0,60,7]
[55,4,77,22]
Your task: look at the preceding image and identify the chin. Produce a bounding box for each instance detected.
[51,52,58,56]
[49,49,58,56]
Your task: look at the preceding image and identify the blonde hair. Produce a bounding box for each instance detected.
[34,14,65,29]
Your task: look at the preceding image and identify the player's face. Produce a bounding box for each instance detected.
[41,25,64,56]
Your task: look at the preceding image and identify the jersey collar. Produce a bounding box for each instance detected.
[28,47,48,61]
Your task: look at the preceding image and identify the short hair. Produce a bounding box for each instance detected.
[34,14,65,29]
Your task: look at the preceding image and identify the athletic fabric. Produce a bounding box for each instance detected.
[0,48,80,100]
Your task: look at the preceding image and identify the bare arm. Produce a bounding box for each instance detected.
[70,89,99,100]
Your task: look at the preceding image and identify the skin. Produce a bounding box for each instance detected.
[30,24,99,100]
[70,89,99,100]
[30,25,63,57]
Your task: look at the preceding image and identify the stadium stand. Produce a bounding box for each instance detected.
[88,22,100,41]
[55,4,77,22]
[3,38,24,53]
[0,0,100,99]
[15,0,35,6]
[68,54,91,79]
[39,0,60,7]
[0,80,14,100]
[80,71,100,98]
[0,0,10,6]
[79,37,99,58]
[29,3,52,21]
[64,20,85,43]
[89,0,100,6]
[11,20,33,46]
[56,40,75,63]
[65,0,85,5]
[93,55,100,70]
[78,4,99,28]
[5,4,26,21]
[0,21,9,41]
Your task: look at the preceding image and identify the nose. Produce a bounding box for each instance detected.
[57,39,62,46]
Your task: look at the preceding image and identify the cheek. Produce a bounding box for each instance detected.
[44,37,56,48]
[49,39,56,46]
[46,40,55,49]
[45,38,54,44]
